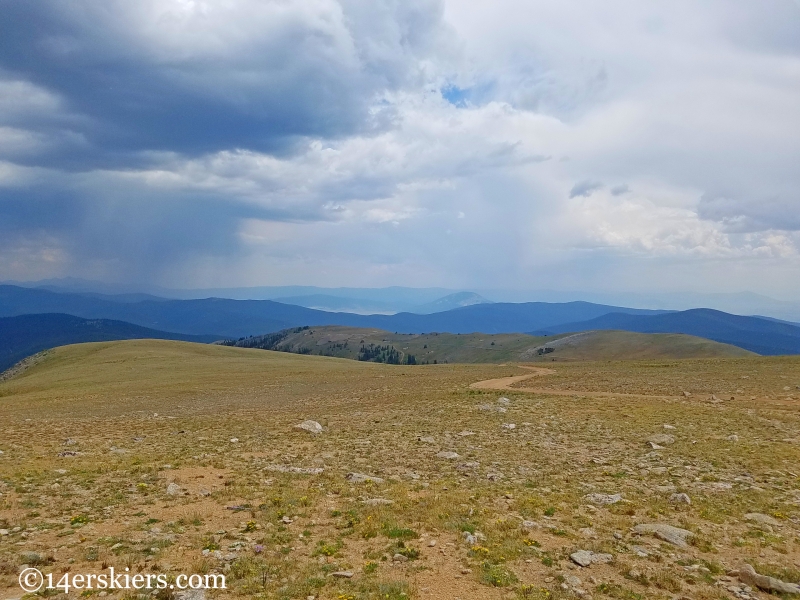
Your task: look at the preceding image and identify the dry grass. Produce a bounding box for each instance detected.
[0,340,798,600]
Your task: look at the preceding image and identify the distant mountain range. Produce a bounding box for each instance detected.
[0,284,665,337]
[537,308,800,356]
[1,285,799,365]
[0,313,218,373]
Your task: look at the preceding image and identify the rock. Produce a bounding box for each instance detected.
[392,553,408,562]
[565,575,582,587]
[486,471,504,481]
[463,532,478,545]
[0,529,8,536]
[682,391,691,397]
[647,434,675,446]
[502,423,516,430]
[458,430,475,436]
[428,539,437,547]
[663,424,675,430]
[175,589,206,600]
[647,442,664,450]
[521,520,540,530]
[669,493,691,504]
[584,493,622,505]
[436,451,459,459]
[738,563,800,595]
[264,465,324,475]
[744,513,780,527]
[281,516,293,524]
[363,498,394,506]
[166,482,181,496]
[727,434,739,442]
[294,420,323,435]
[229,437,238,443]
[498,397,511,404]
[631,545,649,557]
[633,523,693,547]
[417,436,436,444]
[345,472,384,484]
[570,550,594,567]
[330,571,354,578]
[570,550,613,567]
[456,461,480,470]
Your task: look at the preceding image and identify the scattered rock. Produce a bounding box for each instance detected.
[456,461,480,471]
[727,434,739,442]
[436,451,459,459]
[738,563,800,595]
[647,434,675,446]
[682,391,691,397]
[521,520,540,530]
[345,472,384,484]
[486,471,504,481]
[281,516,293,524]
[166,482,181,496]
[501,423,516,430]
[570,550,613,567]
[647,442,664,450]
[670,493,691,504]
[458,430,475,436]
[631,545,649,557]
[58,450,80,457]
[633,523,693,547]
[744,513,780,527]
[428,539,437,547]
[330,571,354,579]
[663,424,675,430]
[0,529,8,536]
[363,498,394,506]
[264,465,324,475]
[294,420,323,435]
[175,589,206,600]
[498,397,511,404]
[392,553,408,562]
[417,436,436,444]
[584,493,622,505]
[229,437,238,443]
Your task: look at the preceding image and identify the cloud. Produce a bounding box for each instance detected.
[569,180,603,198]
[0,0,799,298]
[698,194,800,232]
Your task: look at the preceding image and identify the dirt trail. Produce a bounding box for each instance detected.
[470,365,680,400]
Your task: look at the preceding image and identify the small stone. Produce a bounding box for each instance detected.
[738,563,800,594]
[436,451,459,459]
[330,570,354,578]
[682,391,691,397]
[744,513,780,527]
[392,553,408,562]
[460,568,471,574]
[417,436,436,444]
[175,590,206,600]
[363,498,394,506]
[633,523,693,547]
[229,437,239,443]
[663,424,675,429]
[294,420,323,435]
[632,545,649,557]
[727,434,739,442]
[647,434,675,446]
[584,493,622,505]
[522,520,539,530]
[166,482,181,496]
[566,575,582,587]
[458,430,475,436]
[670,493,691,504]
[428,539,437,547]
[345,472,384,484]
[570,550,594,567]
[281,516,293,524]
[498,397,511,404]
[502,423,516,430]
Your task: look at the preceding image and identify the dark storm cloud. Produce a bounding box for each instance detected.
[0,0,447,166]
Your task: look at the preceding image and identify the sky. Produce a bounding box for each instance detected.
[1,0,799,298]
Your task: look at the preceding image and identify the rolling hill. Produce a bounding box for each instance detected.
[539,308,800,356]
[0,313,219,373]
[224,325,753,364]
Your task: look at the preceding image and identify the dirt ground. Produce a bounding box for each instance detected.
[1,341,799,600]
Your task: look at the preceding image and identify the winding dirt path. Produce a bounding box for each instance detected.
[470,365,680,400]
